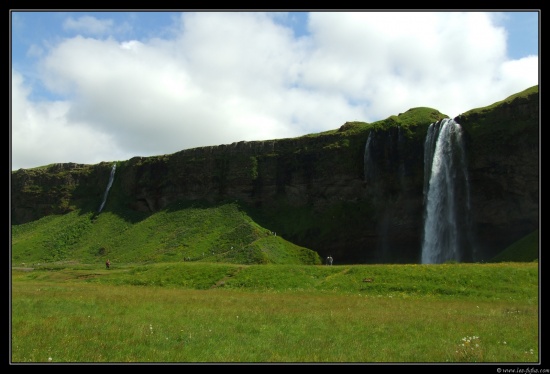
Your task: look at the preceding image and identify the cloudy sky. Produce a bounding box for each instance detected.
[10,11,539,170]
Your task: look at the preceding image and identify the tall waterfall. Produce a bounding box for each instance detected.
[421,119,471,264]
[98,163,116,213]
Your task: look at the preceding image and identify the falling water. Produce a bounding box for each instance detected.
[421,119,471,264]
[98,163,116,213]
[363,131,374,182]
[363,128,406,263]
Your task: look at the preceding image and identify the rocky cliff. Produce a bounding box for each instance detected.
[11,86,539,264]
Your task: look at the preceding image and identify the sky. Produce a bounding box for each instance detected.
[10,10,540,170]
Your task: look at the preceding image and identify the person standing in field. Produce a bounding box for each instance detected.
[106,259,111,269]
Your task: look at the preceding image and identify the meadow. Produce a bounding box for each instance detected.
[11,261,539,364]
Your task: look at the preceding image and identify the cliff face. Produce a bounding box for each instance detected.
[456,89,539,261]
[11,86,539,263]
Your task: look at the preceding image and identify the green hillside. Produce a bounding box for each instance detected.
[12,197,539,266]
[490,229,539,263]
[11,199,322,266]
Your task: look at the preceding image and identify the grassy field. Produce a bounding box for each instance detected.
[11,261,539,364]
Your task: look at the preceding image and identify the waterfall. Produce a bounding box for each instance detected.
[363,127,405,263]
[98,163,116,213]
[363,131,374,182]
[421,119,471,264]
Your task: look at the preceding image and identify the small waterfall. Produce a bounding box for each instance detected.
[363,131,374,182]
[363,127,405,263]
[397,126,406,187]
[364,128,402,184]
[421,119,471,264]
[98,163,116,213]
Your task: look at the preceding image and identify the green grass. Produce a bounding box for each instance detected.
[463,85,538,115]
[11,261,538,363]
[11,200,322,266]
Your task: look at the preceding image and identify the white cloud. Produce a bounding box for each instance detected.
[301,12,520,119]
[11,11,539,170]
[11,69,126,169]
[498,56,539,91]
